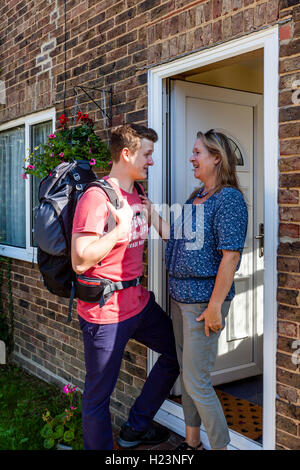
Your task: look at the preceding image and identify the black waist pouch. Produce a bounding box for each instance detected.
[76,275,113,303]
[76,275,142,307]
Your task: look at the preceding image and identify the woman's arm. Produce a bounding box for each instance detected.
[140,195,170,242]
[196,249,241,337]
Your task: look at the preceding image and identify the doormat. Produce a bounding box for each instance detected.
[169,391,263,441]
[215,390,263,441]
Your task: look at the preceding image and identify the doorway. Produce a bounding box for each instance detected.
[147,27,279,450]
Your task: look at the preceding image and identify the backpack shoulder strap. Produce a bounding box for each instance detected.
[134,181,145,196]
[84,178,120,209]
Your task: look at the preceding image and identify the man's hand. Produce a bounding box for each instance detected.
[139,194,152,226]
[107,198,133,241]
[196,304,223,337]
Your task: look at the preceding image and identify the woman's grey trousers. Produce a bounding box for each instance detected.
[171,298,231,450]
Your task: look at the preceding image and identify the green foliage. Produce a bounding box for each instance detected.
[0,365,83,450]
[23,112,111,179]
[40,384,82,450]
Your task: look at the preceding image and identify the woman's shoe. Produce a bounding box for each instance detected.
[175,441,205,451]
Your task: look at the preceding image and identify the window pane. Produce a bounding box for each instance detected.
[31,121,52,246]
[0,126,26,248]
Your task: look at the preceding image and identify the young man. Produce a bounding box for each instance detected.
[71,124,179,450]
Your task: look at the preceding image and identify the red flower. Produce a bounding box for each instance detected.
[76,111,83,122]
[59,114,69,124]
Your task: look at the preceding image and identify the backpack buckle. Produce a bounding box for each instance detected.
[73,172,80,181]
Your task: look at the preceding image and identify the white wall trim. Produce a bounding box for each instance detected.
[147,26,279,450]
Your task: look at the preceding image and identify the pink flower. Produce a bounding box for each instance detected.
[48,134,56,139]
[21,173,28,179]
[59,152,64,158]
[89,158,96,165]
[50,152,54,157]
[108,160,112,165]
[64,384,71,394]
[27,164,35,170]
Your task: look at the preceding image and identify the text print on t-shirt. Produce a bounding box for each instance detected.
[128,203,148,248]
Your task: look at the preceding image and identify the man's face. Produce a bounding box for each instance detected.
[129,138,154,180]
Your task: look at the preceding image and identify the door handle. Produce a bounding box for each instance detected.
[255,223,264,257]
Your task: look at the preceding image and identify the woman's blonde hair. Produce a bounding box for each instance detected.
[189,129,242,200]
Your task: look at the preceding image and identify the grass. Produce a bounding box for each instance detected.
[0,364,82,450]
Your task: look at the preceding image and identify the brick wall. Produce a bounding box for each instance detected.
[0,0,299,447]
[277,0,300,451]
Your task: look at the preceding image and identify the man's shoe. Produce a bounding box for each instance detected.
[117,422,170,448]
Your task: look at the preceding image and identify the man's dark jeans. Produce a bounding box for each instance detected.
[78,292,179,450]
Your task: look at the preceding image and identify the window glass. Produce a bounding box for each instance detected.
[0,126,26,248]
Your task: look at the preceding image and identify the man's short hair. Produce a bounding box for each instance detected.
[110,124,158,163]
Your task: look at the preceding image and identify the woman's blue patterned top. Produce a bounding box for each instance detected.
[165,187,248,303]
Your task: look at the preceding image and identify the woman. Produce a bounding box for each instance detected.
[140,129,248,451]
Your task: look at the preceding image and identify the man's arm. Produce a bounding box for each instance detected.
[71,199,133,275]
[71,229,120,275]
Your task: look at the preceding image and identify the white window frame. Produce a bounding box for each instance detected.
[0,108,56,263]
[148,26,279,450]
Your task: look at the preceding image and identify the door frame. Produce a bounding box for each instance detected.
[147,26,279,450]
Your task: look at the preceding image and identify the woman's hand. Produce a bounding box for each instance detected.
[196,304,223,337]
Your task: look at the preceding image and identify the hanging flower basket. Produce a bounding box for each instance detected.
[22,113,111,179]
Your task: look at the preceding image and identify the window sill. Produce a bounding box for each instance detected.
[0,245,37,264]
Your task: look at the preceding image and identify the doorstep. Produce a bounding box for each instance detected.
[113,424,183,450]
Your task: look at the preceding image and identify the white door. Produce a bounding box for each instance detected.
[170,80,264,385]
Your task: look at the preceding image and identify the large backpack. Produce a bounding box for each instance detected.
[34,159,144,322]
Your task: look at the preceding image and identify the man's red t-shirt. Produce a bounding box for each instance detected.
[72,177,150,324]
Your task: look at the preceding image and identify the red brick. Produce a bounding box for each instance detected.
[244,7,254,31]
[255,3,267,27]
[277,351,299,371]
[280,23,292,41]
[277,430,300,450]
[232,12,243,35]
[278,256,300,273]
[280,173,300,188]
[277,367,300,388]
[278,319,299,337]
[278,189,299,204]
[277,383,299,404]
[280,206,300,222]
[277,288,300,305]
[213,0,222,19]
[280,122,300,139]
[279,223,299,238]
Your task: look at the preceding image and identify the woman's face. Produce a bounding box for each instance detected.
[189,138,219,182]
